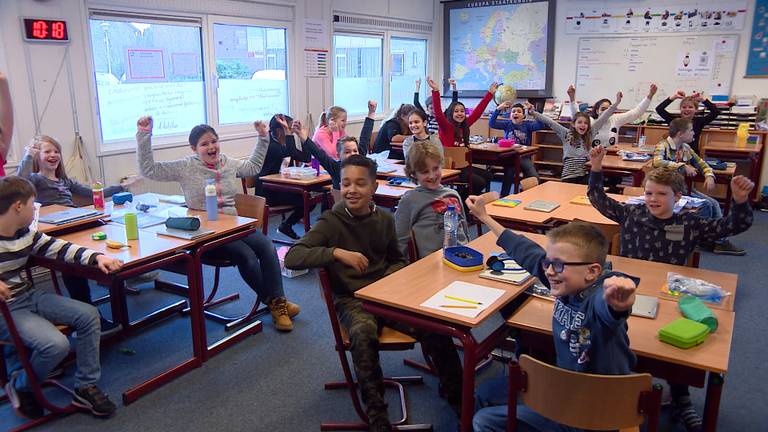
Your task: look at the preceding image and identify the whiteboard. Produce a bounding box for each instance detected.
[575,34,738,109]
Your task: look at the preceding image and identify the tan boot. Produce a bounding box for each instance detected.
[267,297,294,332]
[286,301,300,318]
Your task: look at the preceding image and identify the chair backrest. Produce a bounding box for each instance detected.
[509,355,661,431]
[234,193,266,231]
[407,230,420,263]
[520,177,539,192]
[443,146,470,170]
[623,186,645,196]
[391,134,406,144]
[241,176,258,194]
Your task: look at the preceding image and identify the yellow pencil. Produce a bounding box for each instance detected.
[440,305,478,309]
[444,295,483,305]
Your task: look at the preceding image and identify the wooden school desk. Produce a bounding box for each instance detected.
[469,143,539,193]
[702,140,763,203]
[37,204,107,235]
[485,181,629,231]
[378,164,461,183]
[31,222,203,405]
[586,154,651,186]
[372,179,412,209]
[258,173,332,232]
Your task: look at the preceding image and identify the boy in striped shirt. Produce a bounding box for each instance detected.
[0,176,122,419]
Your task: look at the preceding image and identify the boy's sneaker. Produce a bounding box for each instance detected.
[267,297,294,331]
[277,223,300,240]
[5,382,44,419]
[73,385,116,417]
[671,396,702,432]
[713,240,746,256]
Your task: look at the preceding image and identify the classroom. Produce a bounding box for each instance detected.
[0,0,766,431]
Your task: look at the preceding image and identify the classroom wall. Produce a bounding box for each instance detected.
[0,0,439,188]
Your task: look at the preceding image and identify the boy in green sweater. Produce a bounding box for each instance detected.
[284,155,462,432]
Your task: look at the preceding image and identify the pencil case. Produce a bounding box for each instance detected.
[658,318,710,349]
[165,217,201,231]
[678,295,718,332]
[112,192,133,205]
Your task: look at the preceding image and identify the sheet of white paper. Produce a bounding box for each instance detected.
[420,281,506,318]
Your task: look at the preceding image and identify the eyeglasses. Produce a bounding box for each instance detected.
[541,259,595,274]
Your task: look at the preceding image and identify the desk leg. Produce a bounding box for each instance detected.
[632,170,644,187]
[456,333,477,432]
[303,190,311,233]
[702,372,724,432]
[513,155,522,194]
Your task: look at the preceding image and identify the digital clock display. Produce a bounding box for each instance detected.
[22,18,69,42]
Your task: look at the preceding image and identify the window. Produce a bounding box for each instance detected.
[333,34,382,116]
[389,37,426,111]
[89,18,206,144]
[213,24,288,125]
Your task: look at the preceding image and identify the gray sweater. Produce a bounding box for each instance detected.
[16,154,123,206]
[531,106,616,180]
[402,134,444,163]
[394,185,469,259]
[136,130,268,215]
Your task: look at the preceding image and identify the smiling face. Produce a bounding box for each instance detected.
[543,241,600,297]
[193,132,220,166]
[573,116,590,136]
[452,104,466,123]
[425,102,435,116]
[680,100,697,119]
[413,156,442,190]
[331,112,348,132]
[408,113,427,136]
[511,107,525,124]
[341,165,377,215]
[38,141,61,172]
[643,180,681,219]
[340,140,359,161]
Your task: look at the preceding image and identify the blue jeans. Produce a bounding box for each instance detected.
[0,289,101,391]
[501,157,539,197]
[473,376,580,432]
[210,231,284,300]
[690,188,723,219]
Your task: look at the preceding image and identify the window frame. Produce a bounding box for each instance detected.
[84,10,292,156]
[332,29,430,122]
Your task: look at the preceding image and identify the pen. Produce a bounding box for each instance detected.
[444,295,483,305]
[440,305,478,309]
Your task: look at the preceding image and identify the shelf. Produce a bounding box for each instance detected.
[535,144,563,149]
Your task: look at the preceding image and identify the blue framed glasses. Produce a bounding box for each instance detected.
[541,259,595,273]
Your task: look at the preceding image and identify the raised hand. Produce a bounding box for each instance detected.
[589,145,607,171]
[449,78,457,90]
[567,84,576,102]
[488,81,500,94]
[427,77,440,92]
[691,91,703,103]
[367,100,377,116]
[523,101,535,112]
[614,91,623,107]
[415,78,421,92]
[648,83,658,98]
[672,89,686,100]
[465,191,500,221]
[333,248,369,274]
[137,116,153,132]
[275,114,290,132]
[25,139,40,159]
[603,276,637,312]
[291,120,308,142]
[731,175,755,204]
[96,255,123,274]
[253,120,268,136]
[497,101,512,111]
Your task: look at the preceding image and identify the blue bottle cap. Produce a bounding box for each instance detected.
[447,204,455,211]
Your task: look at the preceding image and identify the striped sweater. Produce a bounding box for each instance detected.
[652,136,714,178]
[1,228,102,303]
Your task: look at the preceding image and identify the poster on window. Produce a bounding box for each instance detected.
[126,49,166,81]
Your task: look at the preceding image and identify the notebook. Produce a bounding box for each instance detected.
[631,294,659,319]
[492,198,522,208]
[155,226,215,240]
[569,195,591,206]
[478,259,532,285]
[112,213,167,228]
[38,208,102,225]
[524,200,560,212]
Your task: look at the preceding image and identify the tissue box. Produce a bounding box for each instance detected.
[281,166,317,179]
[277,246,308,278]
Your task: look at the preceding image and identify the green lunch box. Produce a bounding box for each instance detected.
[658,318,710,349]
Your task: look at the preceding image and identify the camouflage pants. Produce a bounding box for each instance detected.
[334,295,463,424]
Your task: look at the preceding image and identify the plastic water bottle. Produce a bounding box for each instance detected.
[443,204,459,251]
[92,181,105,210]
[205,179,218,221]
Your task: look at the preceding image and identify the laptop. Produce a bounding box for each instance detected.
[38,208,102,225]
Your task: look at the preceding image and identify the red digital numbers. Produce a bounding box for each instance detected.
[32,20,48,39]
[51,21,65,39]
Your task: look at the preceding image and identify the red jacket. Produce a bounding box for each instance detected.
[431,90,493,147]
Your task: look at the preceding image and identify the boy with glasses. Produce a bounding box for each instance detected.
[467,191,638,432]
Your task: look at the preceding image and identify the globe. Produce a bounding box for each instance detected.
[494,85,517,105]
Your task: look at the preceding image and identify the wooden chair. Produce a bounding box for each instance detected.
[316,270,431,431]
[444,146,484,236]
[241,176,299,234]
[186,194,271,330]
[506,355,662,432]
[519,177,539,192]
[0,300,80,431]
